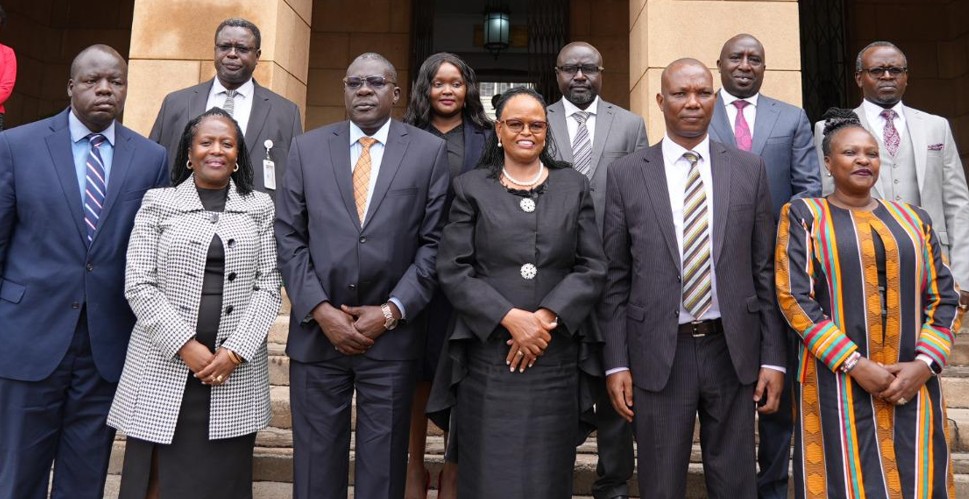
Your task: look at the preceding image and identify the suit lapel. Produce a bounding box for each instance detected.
[548,101,573,162]
[589,102,615,178]
[751,97,780,156]
[462,123,485,173]
[45,111,88,247]
[245,83,270,153]
[904,105,927,194]
[364,120,409,228]
[329,123,360,229]
[855,105,885,198]
[641,146,679,264]
[92,127,134,247]
[710,93,735,145]
[190,82,209,119]
[710,143,731,264]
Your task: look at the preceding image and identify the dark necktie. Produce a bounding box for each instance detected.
[83,133,108,245]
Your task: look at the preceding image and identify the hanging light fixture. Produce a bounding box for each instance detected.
[483,2,510,59]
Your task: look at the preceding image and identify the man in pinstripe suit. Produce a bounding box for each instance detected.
[598,58,786,499]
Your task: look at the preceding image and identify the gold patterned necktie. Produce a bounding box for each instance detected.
[353,137,377,223]
[681,151,713,320]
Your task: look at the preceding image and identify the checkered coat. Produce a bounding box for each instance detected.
[107,177,282,443]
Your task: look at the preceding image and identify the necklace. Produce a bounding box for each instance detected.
[502,163,545,187]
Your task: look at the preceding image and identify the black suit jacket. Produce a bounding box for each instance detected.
[598,140,785,391]
[274,119,450,362]
[149,79,302,201]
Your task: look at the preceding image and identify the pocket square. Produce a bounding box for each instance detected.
[928,143,944,151]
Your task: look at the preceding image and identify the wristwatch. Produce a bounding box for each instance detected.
[380,303,398,331]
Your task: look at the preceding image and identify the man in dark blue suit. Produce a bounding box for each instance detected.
[275,53,449,499]
[0,44,169,498]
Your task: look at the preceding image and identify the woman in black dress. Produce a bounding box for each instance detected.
[402,51,491,499]
[108,107,281,499]
[429,87,607,498]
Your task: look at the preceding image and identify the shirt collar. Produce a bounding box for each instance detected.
[720,89,759,108]
[662,133,711,167]
[862,98,904,120]
[68,108,116,146]
[212,77,254,99]
[562,95,599,117]
[349,118,392,146]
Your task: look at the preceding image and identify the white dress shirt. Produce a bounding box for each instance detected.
[720,90,759,138]
[206,78,255,136]
[862,98,907,142]
[562,96,599,147]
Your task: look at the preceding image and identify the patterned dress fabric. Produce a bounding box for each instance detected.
[775,198,962,499]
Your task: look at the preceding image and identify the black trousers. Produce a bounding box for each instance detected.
[592,377,636,498]
[633,333,757,499]
[290,355,418,499]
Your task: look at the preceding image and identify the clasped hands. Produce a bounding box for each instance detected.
[178,340,238,385]
[501,307,557,373]
[849,356,933,405]
[312,301,399,355]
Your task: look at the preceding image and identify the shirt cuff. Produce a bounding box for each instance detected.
[761,364,787,374]
[916,354,935,371]
[389,297,406,320]
[605,367,630,376]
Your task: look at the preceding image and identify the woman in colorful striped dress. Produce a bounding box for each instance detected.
[775,108,963,499]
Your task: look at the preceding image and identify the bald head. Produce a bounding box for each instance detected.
[70,44,126,80]
[657,58,715,149]
[555,42,603,109]
[68,44,128,132]
[717,34,766,98]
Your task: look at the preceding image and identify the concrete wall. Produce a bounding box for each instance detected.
[572,0,631,110]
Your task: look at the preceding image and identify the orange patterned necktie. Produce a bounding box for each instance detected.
[353,137,377,223]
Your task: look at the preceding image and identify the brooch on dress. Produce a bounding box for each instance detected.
[520,198,536,213]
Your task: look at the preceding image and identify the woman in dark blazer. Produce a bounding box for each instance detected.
[402,51,491,499]
[108,107,282,499]
[428,87,607,498]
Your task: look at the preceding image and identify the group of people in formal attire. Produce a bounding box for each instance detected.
[0,14,966,499]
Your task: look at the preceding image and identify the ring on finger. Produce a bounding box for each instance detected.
[216,375,224,383]
[517,350,524,357]
[897,397,907,405]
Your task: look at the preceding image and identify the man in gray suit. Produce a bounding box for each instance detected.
[814,41,969,312]
[708,33,820,499]
[275,52,449,499]
[600,58,786,499]
[150,18,302,201]
[548,41,647,499]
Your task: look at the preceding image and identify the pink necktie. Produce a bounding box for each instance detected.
[733,100,752,152]
[881,109,900,157]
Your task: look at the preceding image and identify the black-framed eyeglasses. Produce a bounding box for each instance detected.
[343,75,396,90]
[860,66,907,77]
[555,64,604,76]
[499,119,548,134]
[216,44,256,55]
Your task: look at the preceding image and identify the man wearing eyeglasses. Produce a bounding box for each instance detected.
[149,18,302,202]
[275,52,450,499]
[547,41,647,499]
[814,41,969,315]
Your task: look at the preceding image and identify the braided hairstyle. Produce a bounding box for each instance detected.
[820,107,869,156]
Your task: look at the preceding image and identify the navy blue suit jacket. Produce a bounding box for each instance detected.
[0,109,169,382]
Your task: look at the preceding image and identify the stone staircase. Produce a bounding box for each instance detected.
[103,293,969,498]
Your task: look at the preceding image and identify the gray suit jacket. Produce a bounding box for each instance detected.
[598,141,785,391]
[149,79,303,201]
[709,92,821,218]
[813,103,969,288]
[108,179,282,443]
[274,119,450,362]
[547,98,648,231]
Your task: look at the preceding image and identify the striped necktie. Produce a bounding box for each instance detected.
[571,111,593,177]
[222,89,238,117]
[681,151,713,320]
[353,137,377,223]
[83,133,108,246]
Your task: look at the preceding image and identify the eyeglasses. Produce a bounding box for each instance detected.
[860,66,907,77]
[344,75,396,90]
[555,64,604,76]
[216,44,256,55]
[499,119,548,134]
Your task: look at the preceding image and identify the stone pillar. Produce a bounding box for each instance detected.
[629,0,802,140]
[124,0,311,136]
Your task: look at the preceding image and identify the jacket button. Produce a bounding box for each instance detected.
[253,285,260,291]
[71,302,81,309]
[676,274,681,282]
[225,305,234,315]
[86,263,94,272]
[228,272,237,281]
[359,236,367,244]
[348,283,357,290]
[227,239,236,247]
[673,310,679,317]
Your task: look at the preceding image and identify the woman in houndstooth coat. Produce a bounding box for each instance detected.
[108,108,282,499]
